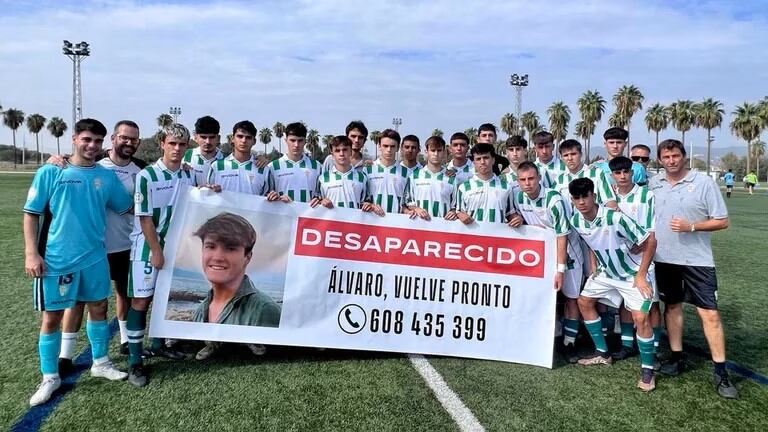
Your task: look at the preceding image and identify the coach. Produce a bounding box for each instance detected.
[649,139,737,399]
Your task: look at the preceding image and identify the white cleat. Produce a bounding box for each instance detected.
[29,376,61,406]
[90,361,128,381]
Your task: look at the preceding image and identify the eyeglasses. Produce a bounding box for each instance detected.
[117,135,140,144]
[631,156,650,162]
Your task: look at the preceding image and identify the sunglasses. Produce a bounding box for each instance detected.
[631,156,650,162]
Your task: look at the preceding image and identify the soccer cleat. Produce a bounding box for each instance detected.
[611,346,638,361]
[58,358,75,377]
[145,347,186,360]
[660,358,684,376]
[195,343,220,361]
[247,344,267,356]
[91,361,128,381]
[127,365,148,387]
[637,369,656,392]
[120,342,129,356]
[29,376,61,406]
[165,338,179,349]
[714,372,739,399]
[577,351,613,366]
[562,343,580,364]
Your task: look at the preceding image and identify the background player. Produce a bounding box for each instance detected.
[404,136,457,221]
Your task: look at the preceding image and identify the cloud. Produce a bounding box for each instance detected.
[0,0,767,158]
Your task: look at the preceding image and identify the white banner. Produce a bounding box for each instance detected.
[150,186,557,367]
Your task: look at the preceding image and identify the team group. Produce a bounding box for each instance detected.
[22,116,737,407]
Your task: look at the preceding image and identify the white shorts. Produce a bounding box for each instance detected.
[128,260,157,298]
[581,274,655,312]
[562,265,584,299]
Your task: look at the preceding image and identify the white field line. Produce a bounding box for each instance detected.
[408,354,485,432]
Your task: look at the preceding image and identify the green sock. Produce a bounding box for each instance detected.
[637,334,656,369]
[584,318,608,353]
[653,326,663,349]
[563,319,579,346]
[150,338,164,351]
[126,307,146,366]
[620,322,635,348]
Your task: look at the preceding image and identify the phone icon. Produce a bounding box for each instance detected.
[345,309,360,328]
[338,304,366,334]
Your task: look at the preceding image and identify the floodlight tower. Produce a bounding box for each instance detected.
[169,106,182,123]
[62,40,90,130]
[392,117,402,132]
[509,73,529,134]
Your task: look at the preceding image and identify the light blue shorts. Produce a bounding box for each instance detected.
[33,258,111,311]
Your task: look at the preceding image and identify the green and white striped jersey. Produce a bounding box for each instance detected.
[182,147,224,186]
[365,160,410,213]
[514,187,583,267]
[130,159,196,261]
[207,154,271,195]
[401,161,422,178]
[616,184,655,231]
[270,154,322,203]
[571,206,650,281]
[323,154,366,173]
[405,166,457,218]
[535,156,568,180]
[455,174,513,224]
[552,164,616,209]
[319,166,369,209]
[504,166,554,197]
[447,159,475,185]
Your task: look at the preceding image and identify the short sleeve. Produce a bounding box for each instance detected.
[704,177,728,219]
[107,172,133,214]
[23,165,56,214]
[549,195,571,236]
[596,170,617,203]
[632,162,647,185]
[134,172,152,216]
[617,212,649,245]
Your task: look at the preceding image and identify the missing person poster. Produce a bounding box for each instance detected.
[149,186,557,368]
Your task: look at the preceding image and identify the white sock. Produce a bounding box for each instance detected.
[59,332,78,359]
[93,355,109,366]
[43,373,60,381]
[118,320,128,344]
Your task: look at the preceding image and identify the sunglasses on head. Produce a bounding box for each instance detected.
[631,156,650,162]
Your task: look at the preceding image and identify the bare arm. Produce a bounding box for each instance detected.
[140,216,165,269]
[23,213,45,277]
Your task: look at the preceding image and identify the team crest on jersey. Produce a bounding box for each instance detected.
[134,192,144,204]
[93,178,102,189]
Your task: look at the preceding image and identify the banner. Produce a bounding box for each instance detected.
[150,186,557,367]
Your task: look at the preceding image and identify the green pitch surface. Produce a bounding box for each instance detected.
[1,173,766,432]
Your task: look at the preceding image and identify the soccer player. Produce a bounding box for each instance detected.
[650,139,737,399]
[400,134,422,176]
[265,122,322,204]
[510,161,581,362]
[207,121,271,195]
[609,156,662,362]
[183,116,224,186]
[568,177,657,392]
[126,123,196,387]
[446,132,475,185]
[554,139,616,207]
[365,129,410,214]
[477,123,509,174]
[532,131,567,181]
[744,170,757,195]
[404,136,458,220]
[594,127,647,185]
[312,135,379,215]
[455,143,514,225]
[23,118,132,406]
[723,169,735,198]
[323,120,369,172]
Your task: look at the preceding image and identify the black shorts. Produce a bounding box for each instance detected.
[746,182,756,188]
[107,249,131,295]
[655,262,718,309]
[726,185,733,190]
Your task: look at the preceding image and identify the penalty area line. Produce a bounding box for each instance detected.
[408,354,485,432]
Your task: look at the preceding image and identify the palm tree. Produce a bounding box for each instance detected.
[431,129,444,138]
[546,102,570,143]
[730,102,762,173]
[519,112,541,141]
[608,111,627,128]
[694,98,725,175]
[272,122,285,153]
[46,117,68,155]
[753,140,765,181]
[500,113,518,137]
[3,108,25,168]
[666,100,696,146]
[577,90,606,159]
[26,113,47,165]
[307,129,320,159]
[464,128,478,145]
[612,85,644,153]
[156,113,173,129]
[258,127,273,154]
[368,130,381,159]
[644,104,668,172]
[321,134,334,149]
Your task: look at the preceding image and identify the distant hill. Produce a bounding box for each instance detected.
[589,145,746,160]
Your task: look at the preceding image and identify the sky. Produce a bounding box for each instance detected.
[1,0,767,158]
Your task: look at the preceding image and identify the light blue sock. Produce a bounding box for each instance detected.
[39,331,62,375]
[86,320,109,364]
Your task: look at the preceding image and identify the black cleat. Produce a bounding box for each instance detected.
[562,343,580,364]
[58,358,75,377]
[119,342,129,356]
[145,347,186,360]
[611,346,638,361]
[127,364,148,387]
[714,372,739,399]
[660,358,684,376]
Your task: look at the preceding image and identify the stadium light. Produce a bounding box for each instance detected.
[509,73,529,134]
[169,107,182,123]
[62,40,90,141]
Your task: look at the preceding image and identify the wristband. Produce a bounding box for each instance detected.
[557,264,567,273]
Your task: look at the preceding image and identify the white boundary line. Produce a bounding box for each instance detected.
[408,354,485,432]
